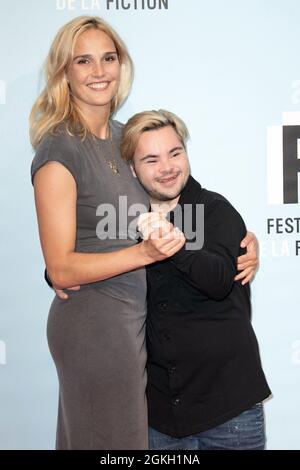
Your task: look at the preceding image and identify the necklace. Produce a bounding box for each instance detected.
[92,124,120,176]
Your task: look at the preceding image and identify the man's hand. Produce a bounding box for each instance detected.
[54,285,80,300]
[138,212,172,240]
[140,224,186,264]
[235,231,259,285]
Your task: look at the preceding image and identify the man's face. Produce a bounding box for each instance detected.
[131,126,190,203]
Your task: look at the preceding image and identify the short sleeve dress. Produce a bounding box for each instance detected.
[31,120,150,450]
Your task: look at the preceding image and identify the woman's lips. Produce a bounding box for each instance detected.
[87,81,110,91]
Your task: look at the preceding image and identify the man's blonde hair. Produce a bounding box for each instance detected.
[29,16,133,148]
[121,109,189,164]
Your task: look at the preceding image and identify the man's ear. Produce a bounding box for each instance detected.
[130,163,137,178]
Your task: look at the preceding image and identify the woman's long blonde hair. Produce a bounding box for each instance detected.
[29,16,133,148]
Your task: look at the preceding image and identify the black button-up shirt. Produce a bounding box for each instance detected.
[146,175,271,438]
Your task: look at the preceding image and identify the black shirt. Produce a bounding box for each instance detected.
[146,175,271,437]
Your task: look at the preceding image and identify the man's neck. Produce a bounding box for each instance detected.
[150,195,180,214]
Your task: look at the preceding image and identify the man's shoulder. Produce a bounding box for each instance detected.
[188,176,231,207]
[199,188,230,206]
[188,177,245,229]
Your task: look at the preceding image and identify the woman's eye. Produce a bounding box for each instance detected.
[105,55,117,62]
[77,59,89,64]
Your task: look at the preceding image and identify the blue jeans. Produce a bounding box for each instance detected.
[149,403,265,450]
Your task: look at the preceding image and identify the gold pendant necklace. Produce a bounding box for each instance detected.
[107,160,120,175]
[92,124,120,176]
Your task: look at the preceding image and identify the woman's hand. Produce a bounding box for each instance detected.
[140,224,186,264]
[235,231,259,285]
[137,212,185,263]
[137,212,171,240]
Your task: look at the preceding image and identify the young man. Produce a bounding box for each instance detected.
[51,110,265,450]
[121,109,271,450]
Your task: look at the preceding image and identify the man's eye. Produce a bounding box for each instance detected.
[146,160,156,164]
[172,153,180,157]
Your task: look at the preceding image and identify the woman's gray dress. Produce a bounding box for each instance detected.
[31,120,150,450]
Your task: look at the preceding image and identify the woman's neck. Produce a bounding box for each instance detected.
[76,99,111,139]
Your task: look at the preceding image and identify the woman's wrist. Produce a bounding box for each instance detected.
[135,240,154,266]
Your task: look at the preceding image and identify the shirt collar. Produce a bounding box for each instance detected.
[177,174,203,208]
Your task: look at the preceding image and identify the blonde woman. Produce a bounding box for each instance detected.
[30,16,258,450]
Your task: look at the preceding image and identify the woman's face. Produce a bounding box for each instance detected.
[67,28,121,113]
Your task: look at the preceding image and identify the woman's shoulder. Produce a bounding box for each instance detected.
[110,119,124,140]
[31,128,80,184]
[111,119,124,129]
[35,127,78,157]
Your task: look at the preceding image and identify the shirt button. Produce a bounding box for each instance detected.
[172,398,180,406]
[163,333,171,341]
[159,302,167,311]
[169,366,177,375]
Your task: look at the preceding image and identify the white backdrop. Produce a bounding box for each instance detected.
[0,0,299,450]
